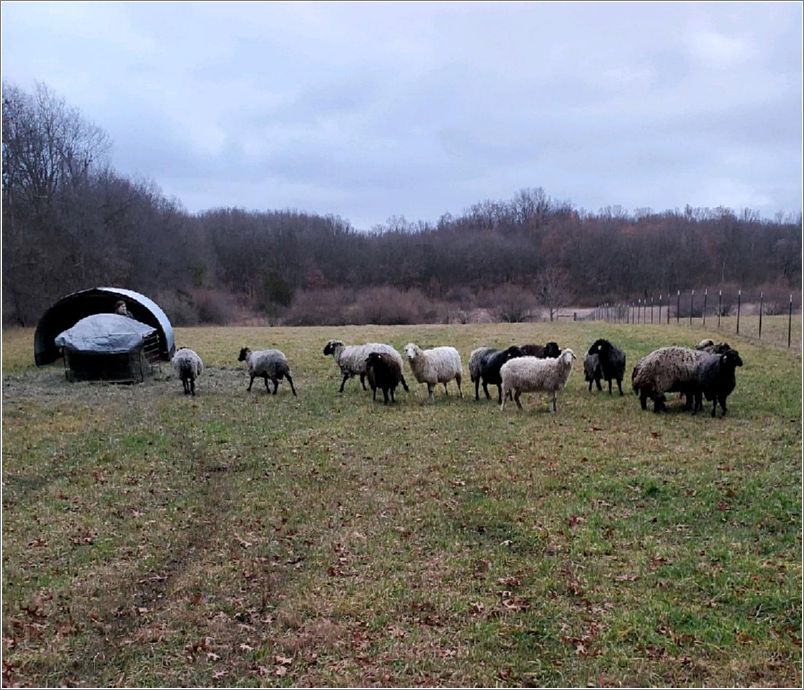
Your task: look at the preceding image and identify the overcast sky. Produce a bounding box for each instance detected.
[2,1,802,229]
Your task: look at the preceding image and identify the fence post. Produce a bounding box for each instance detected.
[658,294,662,324]
[676,290,680,324]
[689,289,694,326]
[718,290,722,329]
[789,294,793,349]
[736,290,741,335]
[666,293,670,324]
[703,289,707,327]
[651,296,654,324]
[759,291,763,340]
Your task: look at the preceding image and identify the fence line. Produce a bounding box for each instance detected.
[591,289,798,349]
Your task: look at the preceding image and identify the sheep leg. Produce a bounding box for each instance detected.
[390,386,395,403]
[717,396,727,417]
[339,373,349,392]
[264,375,271,394]
[514,391,523,410]
[360,373,367,390]
[474,378,480,400]
[382,387,390,404]
[455,373,463,398]
[443,382,449,395]
[496,384,503,405]
[596,377,602,391]
[400,375,409,392]
[482,381,491,400]
[427,383,435,401]
[500,387,507,411]
[372,386,377,401]
[608,379,613,395]
[247,375,255,392]
[550,392,557,413]
[652,395,667,413]
[190,379,195,397]
[588,379,593,392]
[639,391,649,410]
[617,378,624,396]
[285,373,297,396]
[272,378,279,395]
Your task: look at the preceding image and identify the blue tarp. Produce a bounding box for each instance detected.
[55,314,157,354]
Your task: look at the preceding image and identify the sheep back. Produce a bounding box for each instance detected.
[631,346,709,397]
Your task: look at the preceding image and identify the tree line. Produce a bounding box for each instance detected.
[3,81,801,327]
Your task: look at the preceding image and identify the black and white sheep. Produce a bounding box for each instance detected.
[693,348,743,417]
[586,338,626,395]
[323,340,408,393]
[584,352,603,392]
[631,346,709,412]
[238,347,297,396]
[365,351,403,404]
[520,341,560,358]
[403,343,463,401]
[469,345,524,402]
[172,347,203,396]
[500,349,576,413]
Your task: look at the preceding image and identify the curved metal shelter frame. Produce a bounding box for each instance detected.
[34,287,175,366]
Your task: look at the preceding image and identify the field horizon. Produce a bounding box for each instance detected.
[2,320,801,687]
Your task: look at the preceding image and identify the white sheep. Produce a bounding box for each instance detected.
[403,343,463,401]
[323,339,408,393]
[172,347,203,396]
[238,346,297,396]
[500,349,576,412]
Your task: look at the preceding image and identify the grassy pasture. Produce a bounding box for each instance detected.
[2,321,801,687]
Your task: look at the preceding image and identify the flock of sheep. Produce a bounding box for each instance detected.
[171,335,743,418]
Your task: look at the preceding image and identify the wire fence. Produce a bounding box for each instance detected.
[589,289,801,349]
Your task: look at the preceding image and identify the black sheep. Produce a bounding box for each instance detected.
[584,352,603,391]
[520,341,560,358]
[693,349,743,417]
[587,338,626,395]
[478,346,524,403]
[365,351,402,404]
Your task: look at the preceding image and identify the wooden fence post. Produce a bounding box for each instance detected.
[718,289,722,329]
[759,291,763,340]
[689,289,694,326]
[789,294,793,349]
[736,290,741,335]
[703,289,707,327]
[676,290,680,324]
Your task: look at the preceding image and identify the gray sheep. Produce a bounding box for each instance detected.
[172,347,203,396]
[584,352,603,392]
[631,346,709,412]
[238,346,297,396]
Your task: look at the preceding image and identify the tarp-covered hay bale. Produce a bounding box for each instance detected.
[55,314,161,383]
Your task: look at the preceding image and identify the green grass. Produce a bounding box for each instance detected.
[2,321,801,687]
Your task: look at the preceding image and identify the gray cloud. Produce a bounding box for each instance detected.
[2,1,800,228]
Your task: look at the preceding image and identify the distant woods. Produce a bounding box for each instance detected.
[3,81,801,327]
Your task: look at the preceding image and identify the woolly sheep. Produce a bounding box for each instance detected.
[500,349,576,413]
[469,346,524,403]
[631,346,709,412]
[172,347,203,396]
[584,352,603,392]
[365,351,403,404]
[520,341,560,358]
[693,348,743,417]
[238,346,297,396]
[403,343,463,401]
[586,338,626,395]
[323,340,408,393]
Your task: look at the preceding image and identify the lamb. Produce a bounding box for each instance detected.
[520,341,560,358]
[500,349,576,413]
[238,346,297,396]
[403,343,463,401]
[365,351,403,404]
[584,352,603,392]
[693,348,743,417]
[323,340,408,393]
[469,345,524,402]
[172,347,203,396]
[586,338,626,395]
[631,346,709,412]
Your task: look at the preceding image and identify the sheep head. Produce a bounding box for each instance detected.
[238,347,251,362]
[544,341,561,358]
[323,340,344,356]
[559,349,576,365]
[721,349,743,369]
[403,343,420,360]
[503,345,524,361]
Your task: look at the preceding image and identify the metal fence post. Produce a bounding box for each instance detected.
[703,289,707,327]
[789,294,793,349]
[736,290,741,335]
[718,289,722,329]
[689,289,694,326]
[759,291,763,340]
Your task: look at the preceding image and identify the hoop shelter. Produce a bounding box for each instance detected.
[34,287,175,366]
